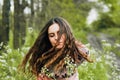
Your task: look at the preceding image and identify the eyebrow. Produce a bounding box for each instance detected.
[48,32,54,34]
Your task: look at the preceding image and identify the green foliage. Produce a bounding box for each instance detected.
[0,40,119,80]
[101,27,120,42]
[0,45,35,80]
[91,0,120,31]
[91,14,117,31]
[34,0,94,33]
[78,41,120,80]
[73,28,88,43]
[24,27,38,47]
[99,0,120,21]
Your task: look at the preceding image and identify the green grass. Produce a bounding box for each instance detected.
[78,41,120,80]
[0,40,120,80]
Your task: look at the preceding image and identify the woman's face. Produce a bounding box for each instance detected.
[48,23,66,49]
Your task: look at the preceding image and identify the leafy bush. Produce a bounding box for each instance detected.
[0,40,120,80]
[78,40,120,80]
[0,45,35,80]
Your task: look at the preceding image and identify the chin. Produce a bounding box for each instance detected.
[56,45,63,49]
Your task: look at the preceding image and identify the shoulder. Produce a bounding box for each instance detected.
[75,41,89,55]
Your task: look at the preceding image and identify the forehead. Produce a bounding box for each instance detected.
[48,23,60,33]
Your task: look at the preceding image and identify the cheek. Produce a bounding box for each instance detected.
[61,35,66,42]
[49,38,52,43]
[49,38,55,46]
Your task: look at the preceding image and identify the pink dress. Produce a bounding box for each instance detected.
[65,72,79,80]
[37,72,79,80]
[37,42,89,80]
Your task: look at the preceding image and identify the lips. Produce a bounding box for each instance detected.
[55,42,63,47]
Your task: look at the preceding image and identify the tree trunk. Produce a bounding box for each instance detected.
[13,0,27,49]
[19,0,28,46]
[19,11,26,46]
[0,0,10,46]
[30,0,34,27]
[13,0,20,49]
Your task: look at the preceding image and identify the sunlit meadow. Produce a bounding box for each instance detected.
[0,28,120,80]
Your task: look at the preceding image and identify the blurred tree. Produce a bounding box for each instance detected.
[29,0,34,28]
[14,0,20,49]
[37,0,50,30]
[91,0,120,31]
[27,0,96,43]
[0,0,10,47]
[103,0,120,26]
[92,14,116,31]
[19,0,28,46]
[13,0,28,49]
[4,0,97,49]
[34,0,95,30]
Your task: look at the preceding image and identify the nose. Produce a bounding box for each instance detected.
[55,34,58,40]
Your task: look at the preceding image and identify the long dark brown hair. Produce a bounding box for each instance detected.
[19,17,93,76]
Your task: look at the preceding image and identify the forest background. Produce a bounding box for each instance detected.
[0,0,120,80]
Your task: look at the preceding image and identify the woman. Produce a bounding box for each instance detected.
[19,17,93,80]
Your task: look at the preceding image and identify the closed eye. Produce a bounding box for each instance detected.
[49,33,55,37]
